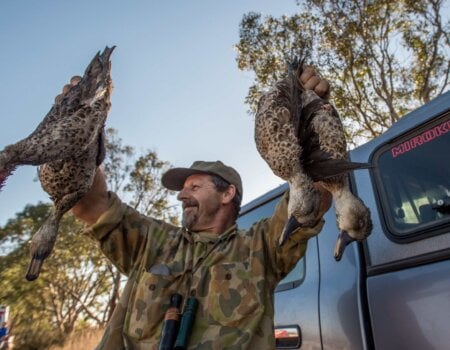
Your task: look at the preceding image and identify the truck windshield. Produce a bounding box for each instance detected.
[374,112,450,239]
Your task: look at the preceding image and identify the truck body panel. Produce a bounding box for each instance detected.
[367,260,450,350]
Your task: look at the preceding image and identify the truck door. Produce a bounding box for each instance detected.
[237,188,321,349]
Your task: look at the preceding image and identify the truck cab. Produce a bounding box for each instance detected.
[237,91,450,349]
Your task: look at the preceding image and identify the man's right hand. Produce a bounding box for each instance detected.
[71,167,110,225]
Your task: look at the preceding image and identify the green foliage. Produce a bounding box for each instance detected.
[103,128,179,225]
[0,209,114,349]
[236,0,450,145]
[125,152,178,224]
[102,128,134,194]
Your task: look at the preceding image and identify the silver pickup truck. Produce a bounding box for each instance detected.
[237,91,450,350]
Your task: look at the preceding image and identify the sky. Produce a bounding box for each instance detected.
[0,0,300,226]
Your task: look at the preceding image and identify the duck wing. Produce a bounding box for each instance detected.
[296,97,371,181]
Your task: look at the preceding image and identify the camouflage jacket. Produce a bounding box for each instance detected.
[84,191,324,350]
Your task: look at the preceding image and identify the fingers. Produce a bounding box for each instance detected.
[315,80,330,99]
[54,94,63,104]
[62,84,72,94]
[300,65,330,99]
[54,75,82,103]
[303,76,321,90]
[299,66,316,85]
[70,75,82,85]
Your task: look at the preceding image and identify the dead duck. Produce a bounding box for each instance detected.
[255,57,372,261]
[0,46,115,280]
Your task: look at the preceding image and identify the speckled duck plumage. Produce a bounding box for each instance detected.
[0,46,115,280]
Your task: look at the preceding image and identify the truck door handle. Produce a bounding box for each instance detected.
[275,325,302,349]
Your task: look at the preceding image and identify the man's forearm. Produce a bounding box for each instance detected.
[71,167,110,225]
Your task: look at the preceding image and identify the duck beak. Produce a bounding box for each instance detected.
[279,215,303,246]
[333,230,354,261]
[26,257,44,281]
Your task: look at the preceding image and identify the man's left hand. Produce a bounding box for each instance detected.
[300,66,330,99]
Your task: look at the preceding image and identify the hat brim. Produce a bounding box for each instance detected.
[161,167,212,191]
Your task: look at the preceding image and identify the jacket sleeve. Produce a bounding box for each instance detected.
[265,191,324,281]
[82,192,177,276]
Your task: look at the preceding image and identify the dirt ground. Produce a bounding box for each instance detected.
[49,328,104,350]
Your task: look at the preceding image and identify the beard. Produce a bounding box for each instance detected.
[181,198,200,229]
[182,210,198,229]
[181,197,221,231]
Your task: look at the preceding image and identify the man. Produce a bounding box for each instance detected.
[68,68,331,349]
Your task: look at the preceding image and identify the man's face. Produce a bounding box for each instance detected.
[177,174,223,231]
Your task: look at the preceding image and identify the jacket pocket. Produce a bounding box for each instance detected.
[207,262,260,327]
[126,266,182,340]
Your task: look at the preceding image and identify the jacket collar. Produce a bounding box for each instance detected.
[182,224,237,244]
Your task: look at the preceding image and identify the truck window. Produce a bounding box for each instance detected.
[373,112,450,241]
[237,197,280,231]
[237,195,306,292]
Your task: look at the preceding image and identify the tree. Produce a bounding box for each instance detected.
[0,204,114,349]
[103,128,178,224]
[236,0,450,144]
[125,151,179,223]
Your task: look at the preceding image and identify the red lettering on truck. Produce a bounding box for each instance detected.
[391,120,450,158]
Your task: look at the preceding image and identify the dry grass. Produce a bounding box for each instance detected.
[49,327,104,350]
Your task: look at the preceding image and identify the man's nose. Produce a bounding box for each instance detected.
[177,188,188,201]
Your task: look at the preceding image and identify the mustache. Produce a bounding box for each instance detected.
[182,198,199,210]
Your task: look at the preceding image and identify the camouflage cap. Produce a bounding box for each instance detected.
[162,160,243,196]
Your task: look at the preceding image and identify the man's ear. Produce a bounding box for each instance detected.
[221,185,237,205]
